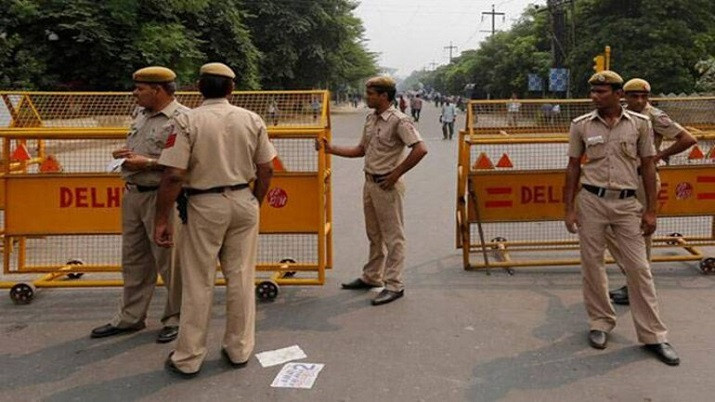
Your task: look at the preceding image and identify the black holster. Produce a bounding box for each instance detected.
[176,191,188,224]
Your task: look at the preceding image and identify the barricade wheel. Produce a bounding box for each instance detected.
[666,232,683,246]
[280,258,297,278]
[66,259,84,280]
[256,281,279,301]
[699,258,715,275]
[490,237,507,249]
[10,283,35,305]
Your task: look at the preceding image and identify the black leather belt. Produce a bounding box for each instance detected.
[365,172,390,182]
[582,184,636,199]
[185,183,249,197]
[126,183,159,193]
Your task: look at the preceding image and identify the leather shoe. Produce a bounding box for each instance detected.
[156,326,179,343]
[588,330,608,349]
[644,343,680,366]
[609,285,630,305]
[221,348,249,369]
[90,322,145,338]
[371,289,404,306]
[341,278,380,290]
[165,351,199,378]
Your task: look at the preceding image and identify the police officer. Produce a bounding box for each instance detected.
[564,71,679,365]
[154,62,276,377]
[91,66,186,343]
[317,76,428,306]
[607,78,697,305]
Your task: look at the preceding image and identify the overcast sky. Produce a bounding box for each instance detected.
[354,0,545,78]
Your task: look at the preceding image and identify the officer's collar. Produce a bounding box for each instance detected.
[375,106,395,121]
[143,99,179,118]
[202,98,230,106]
[591,106,631,122]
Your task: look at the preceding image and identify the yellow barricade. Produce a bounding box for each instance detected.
[457,99,715,274]
[0,90,333,303]
[466,97,715,136]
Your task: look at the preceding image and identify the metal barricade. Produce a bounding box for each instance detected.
[457,98,715,274]
[0,90,333,303]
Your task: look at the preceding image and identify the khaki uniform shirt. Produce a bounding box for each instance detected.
[567,107,656,190]
[158,98,277,189]
[122,99,189,186]
[642,103,684,151]
[359,106,423,175]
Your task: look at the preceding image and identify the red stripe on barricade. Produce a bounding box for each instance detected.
[485,201,512,208]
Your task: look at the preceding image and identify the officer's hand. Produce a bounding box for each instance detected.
[564,210,579,233]
[314,137,331,153]
[123,154,152,171]
[154,222,173,248]
[641,211,657,236]
[378,171,400,190]
[112,147,133,159]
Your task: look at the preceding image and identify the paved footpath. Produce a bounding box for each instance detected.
[1,103,714,401]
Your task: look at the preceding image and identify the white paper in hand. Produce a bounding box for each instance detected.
[106,158,126,173]
[271,363,324,389]
[255,345,307,367]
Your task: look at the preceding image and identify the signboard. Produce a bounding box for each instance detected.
[4,174,321,235]
[469,167,715,223]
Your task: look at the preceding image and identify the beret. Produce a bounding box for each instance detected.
[200,62,236,79]
[624,78,651,93]
[133,66,176,83]
[588,70,623,85]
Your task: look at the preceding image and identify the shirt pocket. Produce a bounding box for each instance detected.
[619,131,639,160]
[584,134,606,161]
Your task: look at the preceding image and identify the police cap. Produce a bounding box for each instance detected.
[588,70,624,86]
[132,66,176,83]
[200,62,236,79]
[624,78,651,93]
[365,76,396,91]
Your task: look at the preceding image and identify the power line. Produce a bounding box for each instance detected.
[480,4,506,36]
[444,41,458,63]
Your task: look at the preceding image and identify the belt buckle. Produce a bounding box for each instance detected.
[603,190,620,200]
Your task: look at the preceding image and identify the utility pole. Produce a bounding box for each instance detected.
[481,4,505,36]
[444,41,458,63]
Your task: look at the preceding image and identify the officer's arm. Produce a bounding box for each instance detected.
[640,156,657,214]
[253,161,274,204]
[156,168,186,225]
[657,129,697,163]
[319,141,366,158]
[564,157,581,213]
[392,141,427,178]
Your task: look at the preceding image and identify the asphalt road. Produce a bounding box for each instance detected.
[1,103,714,401]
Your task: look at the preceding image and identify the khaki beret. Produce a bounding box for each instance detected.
[132,66,176,83]
[624,78,651,93]
[200,62,236,79]
[588,70,623,85]
[365,76,396,90]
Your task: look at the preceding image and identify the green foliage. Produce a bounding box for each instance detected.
[410,0,715,98]
[0,0,377,91]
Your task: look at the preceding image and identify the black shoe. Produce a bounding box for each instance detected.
[165,351,199,378]
[588,330,608,349]
[609,285,629,306]
[156,326,179,343]
[644,343,680,366]
[371,289,404,306]
[90,322,145,339]
[221,348,249,369]
[341,278,380,290]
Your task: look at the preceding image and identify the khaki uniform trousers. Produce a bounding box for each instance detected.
[171,189,258,373]
[606,175,661,265]
[361,178,406,292]
[577,190,668,344]
[112,190,181,328]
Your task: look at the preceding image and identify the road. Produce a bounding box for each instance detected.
[1,103,714,401]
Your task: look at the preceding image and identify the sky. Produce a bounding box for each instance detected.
[354,0,545,78]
